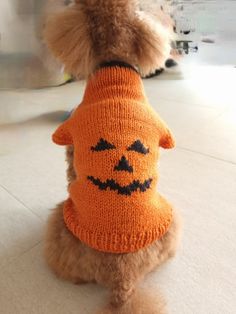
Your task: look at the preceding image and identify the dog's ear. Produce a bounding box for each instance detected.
[133,11,171,77]
[44,6,95,78]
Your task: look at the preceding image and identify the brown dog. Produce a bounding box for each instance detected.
[44,1,181,313]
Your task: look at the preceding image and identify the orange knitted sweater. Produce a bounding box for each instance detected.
[53,66,175,254]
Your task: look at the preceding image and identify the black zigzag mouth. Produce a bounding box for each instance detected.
[87,176,152,196]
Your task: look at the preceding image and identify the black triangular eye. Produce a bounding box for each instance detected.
[127,140,149,154]
[91,138,116,151]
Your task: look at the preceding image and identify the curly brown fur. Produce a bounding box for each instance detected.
[44,0,171,78]
[45,202,181,313]
[44,1,181,312]
[97,289,167,314]
[66,145,76,188]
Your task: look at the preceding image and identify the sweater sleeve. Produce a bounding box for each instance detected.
[153,113,175,149]
[52,120,73,146]
[159,126,175,149]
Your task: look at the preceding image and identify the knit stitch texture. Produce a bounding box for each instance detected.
[53,66,175,253]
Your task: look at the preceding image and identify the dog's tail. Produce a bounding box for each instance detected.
[97,287,167,314]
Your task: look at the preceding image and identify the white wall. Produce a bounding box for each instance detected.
[0,0,46,54]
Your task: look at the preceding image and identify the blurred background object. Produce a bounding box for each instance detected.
[0,0,72,89]
[0,0,235,89]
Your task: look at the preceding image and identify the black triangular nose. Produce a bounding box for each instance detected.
[114,156,133,173]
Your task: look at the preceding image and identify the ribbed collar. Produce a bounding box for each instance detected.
[82,66,146,105]
[99,60,139,74]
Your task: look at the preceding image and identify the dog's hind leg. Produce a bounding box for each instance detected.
[154,208,182,265]
[44,202,97,284]
[135,208,182,275]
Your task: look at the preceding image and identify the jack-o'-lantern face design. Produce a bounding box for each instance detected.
[87,138,153,196]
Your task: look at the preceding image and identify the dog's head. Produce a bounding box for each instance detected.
[44,0,173,78]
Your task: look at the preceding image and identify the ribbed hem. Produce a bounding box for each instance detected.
[63,199,173,254]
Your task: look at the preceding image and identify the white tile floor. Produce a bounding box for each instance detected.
[0,62,236,314]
